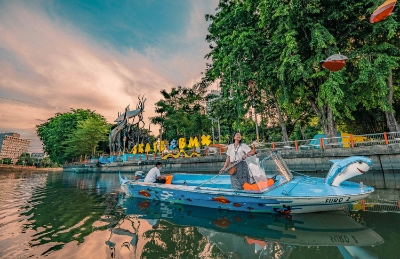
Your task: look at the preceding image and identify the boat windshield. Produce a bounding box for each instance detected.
[244,151,293,192]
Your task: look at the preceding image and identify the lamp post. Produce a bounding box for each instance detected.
[217,119,221,143]
[249,81,259,145]
[211,120,215,144]
[159,124,164,156]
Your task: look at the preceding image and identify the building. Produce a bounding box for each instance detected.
[0,133,30,162]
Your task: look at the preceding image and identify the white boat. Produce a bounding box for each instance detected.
[120,151,374,214]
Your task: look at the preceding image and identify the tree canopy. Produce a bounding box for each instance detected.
[36,109,110,164]
[63,117,109,159]
[150,85,212,140]
[203,0,400,142]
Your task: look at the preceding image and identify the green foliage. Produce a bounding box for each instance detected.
[20,173,107,252]
[63,117,109,158]
[208,97,242,138]
[204,0,320,142]
[290,123,322,141]
[1,158,12,164]
[204,0,400,140]
[141,220,225,259]
[16,153,34,166]
[150,85,212,140]
[36,157,59,168]
[36,109,109,164]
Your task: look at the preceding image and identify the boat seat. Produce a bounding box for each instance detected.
[243,178,274,191]
[165,175,173,184]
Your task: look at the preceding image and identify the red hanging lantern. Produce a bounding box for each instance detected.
[370,0,397,24]
[320,54,349,72]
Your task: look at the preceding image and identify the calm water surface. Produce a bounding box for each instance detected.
[0,170,399,259]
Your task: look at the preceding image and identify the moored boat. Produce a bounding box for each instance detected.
[119,152,374,214]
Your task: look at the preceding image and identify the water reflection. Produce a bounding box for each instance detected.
[1,171,399,258]
[111,196,384,259]
[61,172,134,193]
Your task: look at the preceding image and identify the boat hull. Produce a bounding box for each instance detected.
[121,176,373,214]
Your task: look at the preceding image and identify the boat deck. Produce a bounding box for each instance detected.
[134,173,373,198]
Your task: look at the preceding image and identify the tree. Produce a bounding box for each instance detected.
[38,157,58,168]
[36,109,109,164]
[1,158,12,165]
[63,117,109,159]
[151,85,212,140]
[208,96,241,138]
[205,0,316,143]
[16,153,34,166]
[257,0,400,137]
[350,5,400,132]
[204,0,400,141]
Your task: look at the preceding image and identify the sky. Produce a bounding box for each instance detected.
[0,0,219,153]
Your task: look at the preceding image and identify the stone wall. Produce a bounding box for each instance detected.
[63,144,400,189]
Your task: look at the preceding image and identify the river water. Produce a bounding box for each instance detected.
[0,170,399,259]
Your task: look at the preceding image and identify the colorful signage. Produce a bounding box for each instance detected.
[129,135,211,157]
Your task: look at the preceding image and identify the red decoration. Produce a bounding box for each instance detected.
[139,190,151,197]
[212,196,231,204]
[320,54,348,72]
[212,217,231,228]
[370,0,397,24]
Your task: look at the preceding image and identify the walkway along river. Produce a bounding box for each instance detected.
[64,144,400,189]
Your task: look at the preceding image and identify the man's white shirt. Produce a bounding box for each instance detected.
[144,167,160,183]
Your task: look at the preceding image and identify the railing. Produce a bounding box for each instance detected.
[63,131,400,165]
[349,198,400,212]
[257,131,400,152]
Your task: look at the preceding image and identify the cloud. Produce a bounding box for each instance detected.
[0,0,218,153]
[0,1,166,150]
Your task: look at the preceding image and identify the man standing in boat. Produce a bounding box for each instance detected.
[220,132,255,189]
[144,162,166,183]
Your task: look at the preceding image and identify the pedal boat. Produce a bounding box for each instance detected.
[119,152,374,214]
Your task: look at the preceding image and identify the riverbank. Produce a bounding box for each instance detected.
[0,165,62,172]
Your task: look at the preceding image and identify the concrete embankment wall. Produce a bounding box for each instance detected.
[63,144,400,189]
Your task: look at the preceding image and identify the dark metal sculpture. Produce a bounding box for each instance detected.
[109,95,146,155]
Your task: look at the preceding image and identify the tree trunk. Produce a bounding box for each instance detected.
[325,106,337,139]
[300,125,306,140]
[309,99,337,140]
[385,69,400,132]
[385,112,399,132]
[271,92,289,143]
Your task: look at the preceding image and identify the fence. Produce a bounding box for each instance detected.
[349,198,400,212]
[256,131,400,153]
[64,131,400,165]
